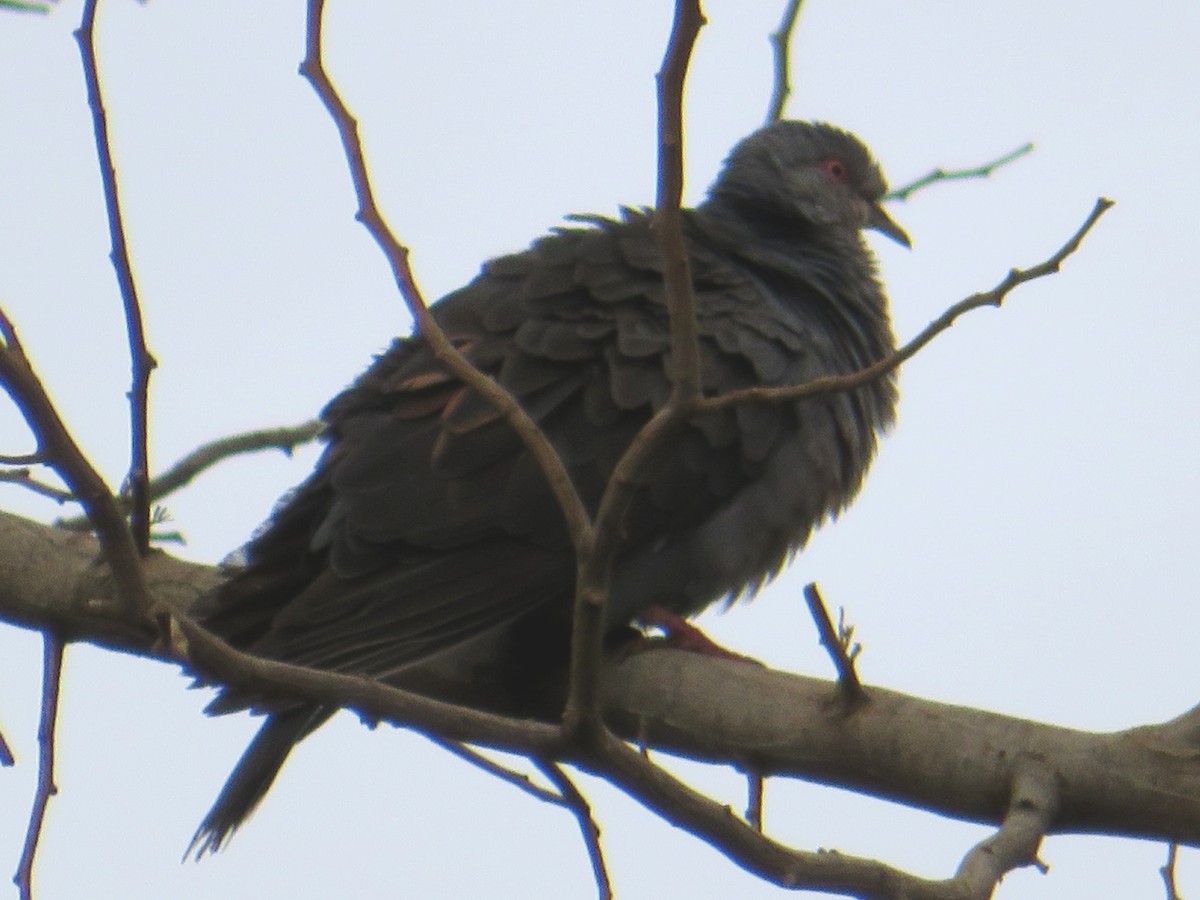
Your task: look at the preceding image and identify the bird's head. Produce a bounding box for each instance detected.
[707,120,910,248]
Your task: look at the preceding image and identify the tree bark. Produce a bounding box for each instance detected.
[2,507,1198,848]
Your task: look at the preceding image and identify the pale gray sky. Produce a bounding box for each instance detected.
[1,2,1198,898]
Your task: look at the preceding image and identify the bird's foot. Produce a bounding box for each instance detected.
[635,606,760,664]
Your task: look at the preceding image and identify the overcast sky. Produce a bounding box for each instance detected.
[2,2,1199,898]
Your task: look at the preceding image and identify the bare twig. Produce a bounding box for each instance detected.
[885,142,1034,203]
[75,0,157,554]
[55,420,324,531]
[535,759,613,900]
[0,1,57,12]
[145,420,321,500]
[655,1,706,406]
[426,737,564,805]
[764,0,804,124]
[0,469,73,504]
[423,739,614,898]
[14,633,64,900]
[699,197,1113,415]
[745,769,765,833]
[0,307,25,352]
[298,1,590,558]
[173,611,565,755]
[151,420,321,495]
[588,729,956,899]
[803,583,866,706]
[0,453,42,465]
[1161,843,1184,900]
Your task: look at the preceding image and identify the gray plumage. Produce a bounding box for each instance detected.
[190,120,908,855]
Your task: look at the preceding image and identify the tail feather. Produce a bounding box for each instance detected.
[188,705,330,859]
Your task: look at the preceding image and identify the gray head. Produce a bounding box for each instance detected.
[706,120,909,247]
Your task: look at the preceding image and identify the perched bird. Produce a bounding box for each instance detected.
[191,120,909,855]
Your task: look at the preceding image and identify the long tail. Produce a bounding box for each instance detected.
[188,704,331,859]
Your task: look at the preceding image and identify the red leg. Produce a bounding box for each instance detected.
[636,606,759,663]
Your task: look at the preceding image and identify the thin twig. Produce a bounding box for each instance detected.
[885,142,1034,203]
[426,736,564,805]
[14,633,64,900]
[803,583,866,706]
[0,307,24,352]
[764,0,804,124]
[698,197,1113,415]
[56,420,324,530]
[0,469,74,504]
[1161,843,1184,900]
[535,759,613,900]
[588,729,944,898]
[0,453,42,465]
[655,1,705,406]
[173,611,565,755]
[0,727,13,767]
[146,420,322,499]
[298,0,592,559]
[75,0,157,554]
[745,769,765,833]
[0,1,57,12]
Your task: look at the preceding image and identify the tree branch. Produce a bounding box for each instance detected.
[655,0,706,407]
[885,142,1035,203]
[764,0,804,124]
[13,632,63,900]
[1161,843,1182,900]
[698,197,1113,415]
[0,469,73,504]
[297,0,593,562]
[0,1,57,15]
[803,583,865,706]
[952,764,1057,894]
[425,737,564,805]
[75,0,156,554]
[55,420,324,531]
[4,510,1200,876]
[534,759,613,900]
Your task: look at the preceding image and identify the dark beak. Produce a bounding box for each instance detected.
[867,202,911,248]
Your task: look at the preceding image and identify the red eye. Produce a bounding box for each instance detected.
[822,159,848,182]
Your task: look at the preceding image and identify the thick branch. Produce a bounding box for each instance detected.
[3,510,1199,858]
